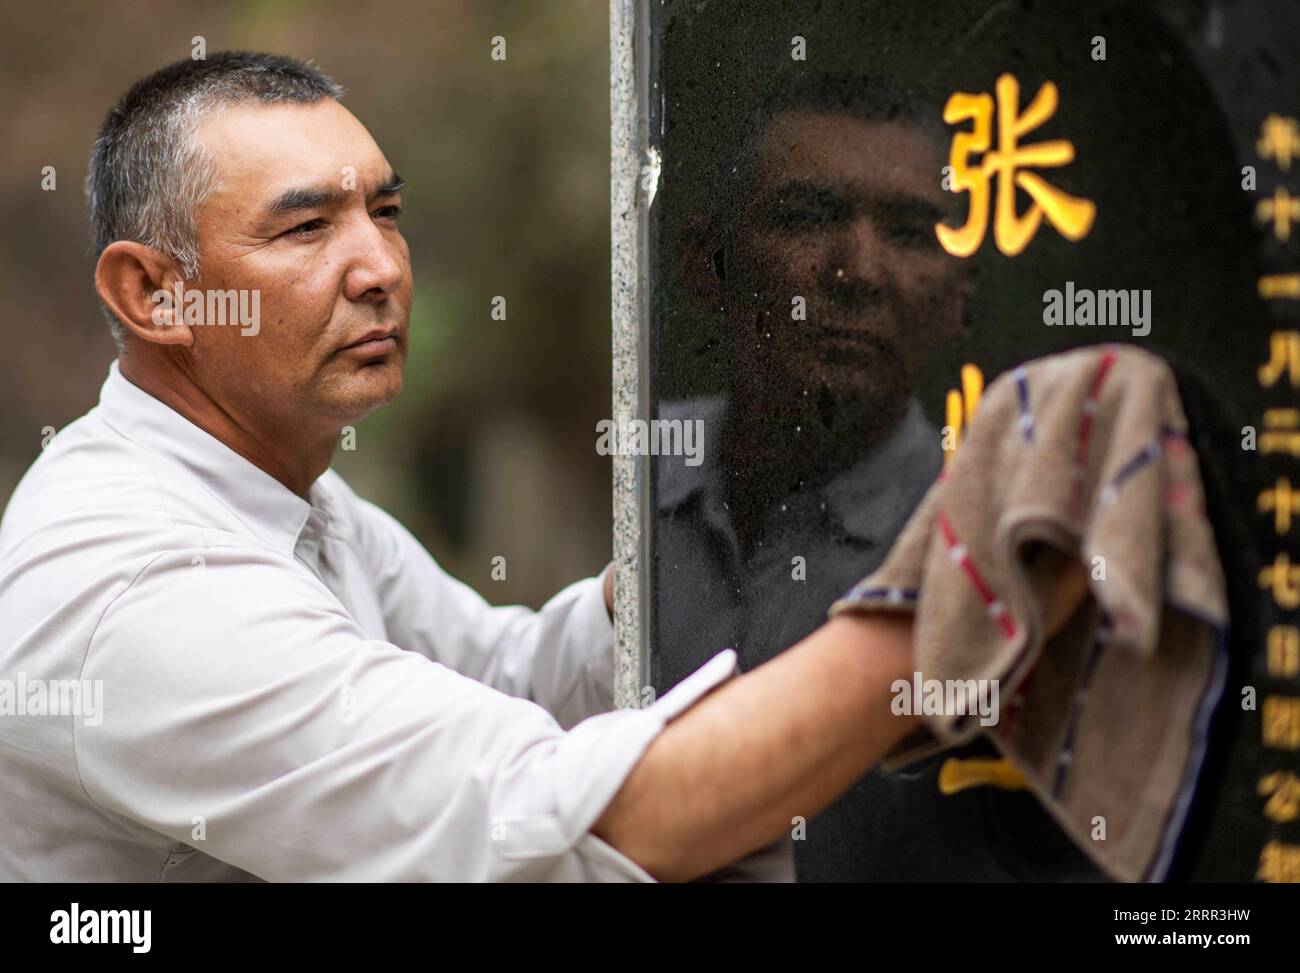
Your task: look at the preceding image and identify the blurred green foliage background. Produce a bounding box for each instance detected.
[0,0,614,606]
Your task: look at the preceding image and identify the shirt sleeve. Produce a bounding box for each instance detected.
[349,496,615,730]
[75,546,736,882]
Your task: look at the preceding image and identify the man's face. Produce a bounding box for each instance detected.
[184,98,412,430]
[726,110,965,416]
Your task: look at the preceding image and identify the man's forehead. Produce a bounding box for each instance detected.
[197,99,393,199]
[753,110,943,190]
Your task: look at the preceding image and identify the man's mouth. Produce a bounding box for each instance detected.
[814,325,901,369]
[817,325,890,350]
[339,328,401,358]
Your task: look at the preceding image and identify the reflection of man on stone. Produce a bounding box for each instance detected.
[657,74,1103,880]
[661,74,966,680]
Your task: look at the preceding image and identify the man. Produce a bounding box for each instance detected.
[659,74,966,687]
[656,73,1105,880]
[0,52,926,882]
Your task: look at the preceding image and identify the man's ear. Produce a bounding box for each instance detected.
[935,259,977,344]
[957,261,978,339]
[678,213,725,309]
[94,241,194,347]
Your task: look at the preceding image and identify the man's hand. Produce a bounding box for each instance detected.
[603,564,614,620]
[1030,546,1092,638]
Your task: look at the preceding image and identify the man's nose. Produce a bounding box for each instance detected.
[824,217,892,293]
[341,217,406,302]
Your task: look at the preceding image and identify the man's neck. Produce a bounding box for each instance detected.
[719,380,905,558]
[118,354,337,500]
[726,379,900,479]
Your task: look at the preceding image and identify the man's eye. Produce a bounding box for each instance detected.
[779,208,828,227]
[887,222,940,248]
[284,218,325,237]
[373,205,403,221]
[768,200,846,231]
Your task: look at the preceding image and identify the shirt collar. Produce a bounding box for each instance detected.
[656,394,940,547]
[95,360,338,558]
[821,398,941,542]
[655,396,727,512]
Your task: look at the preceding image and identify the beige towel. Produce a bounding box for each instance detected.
[831,344,1229,882]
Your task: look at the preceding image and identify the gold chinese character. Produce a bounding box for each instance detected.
[1258,114,1300,173]
[1263,695,1300,749]
[1259,771,1300,823]
[1261,409,1300,457]
[937,756,1027,793]
[1259,552,1300,609]
[1258,331,1300,388]
[1257,187,1300,241]
[936,74,1096,257]
[1258,840,1300,882]
[1259,479,1300,533]
[1260,274,1300,300]
[1268,625,1300,678]
[943,363,983,465]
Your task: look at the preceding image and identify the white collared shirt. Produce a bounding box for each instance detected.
[653,395,940,685]
[0,362,773,882]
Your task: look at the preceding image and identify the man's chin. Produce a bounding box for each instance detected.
[322,358,405,422]
[818,369,894,402]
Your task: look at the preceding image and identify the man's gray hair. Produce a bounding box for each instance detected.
[86,51,344,348]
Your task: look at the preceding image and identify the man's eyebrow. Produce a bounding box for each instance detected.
[265,185,349,216]
[264,172,405,217]
[770,179,843,204]
[872,194,945,223]
[373,173,405,199]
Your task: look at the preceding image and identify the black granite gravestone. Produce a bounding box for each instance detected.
[646,0,1299,882]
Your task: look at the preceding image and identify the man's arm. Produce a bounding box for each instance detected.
[594,612,915,881]
[76,544,916,882]
[347,488,616,729]
[593,553,1092,881]
[80,535,1083,882]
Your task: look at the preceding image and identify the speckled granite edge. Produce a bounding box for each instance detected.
[610,0,649,709]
